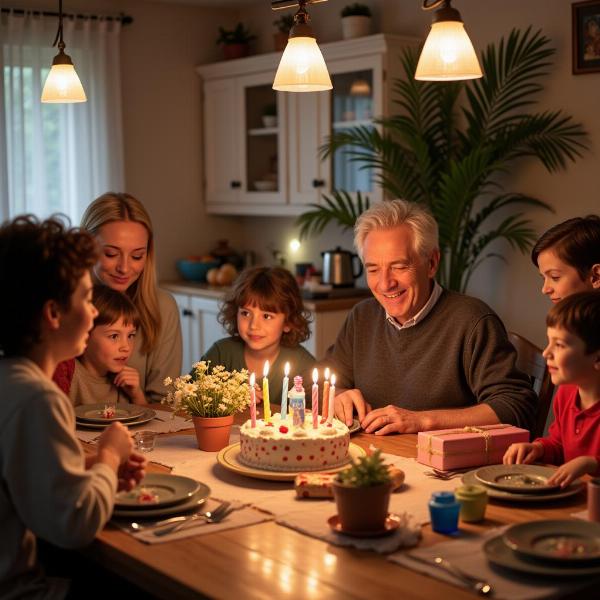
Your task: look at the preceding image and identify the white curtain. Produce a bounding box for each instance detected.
[0,11,124,223]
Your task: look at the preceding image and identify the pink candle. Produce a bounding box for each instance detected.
[312,368,319,429]
[322,367,330,421]
[327,374,336,425]
[249,372,256,428]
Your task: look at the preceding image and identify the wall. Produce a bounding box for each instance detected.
[235,0,600,347]
[6,0,246,281]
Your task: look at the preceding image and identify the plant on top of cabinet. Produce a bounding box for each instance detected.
[216,23,256,60]
[341,3,372,39]
[341,3,372,17]
[306,28,588,293]
[273,13,294,52]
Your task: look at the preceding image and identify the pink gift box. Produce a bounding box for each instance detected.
[417,424,530,471]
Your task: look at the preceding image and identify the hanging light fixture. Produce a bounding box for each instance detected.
[272,0,332,92]
[415,0,482,81]
[41,0,87,103]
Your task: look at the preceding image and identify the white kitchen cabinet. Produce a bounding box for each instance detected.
[197,33,418,216]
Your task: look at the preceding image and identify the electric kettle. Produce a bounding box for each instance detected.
[321,246,363,287]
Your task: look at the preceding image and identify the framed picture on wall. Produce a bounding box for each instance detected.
[573,0,600,73]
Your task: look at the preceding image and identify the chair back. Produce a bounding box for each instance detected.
[508,331,554,440]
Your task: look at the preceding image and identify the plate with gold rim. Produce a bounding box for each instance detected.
[216,442,366,482]
[75,403,147,423]
[76,408,156,430]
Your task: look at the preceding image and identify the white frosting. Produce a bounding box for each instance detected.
[239,413,350,472]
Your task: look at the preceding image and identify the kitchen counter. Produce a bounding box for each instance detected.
[161,281,371,313]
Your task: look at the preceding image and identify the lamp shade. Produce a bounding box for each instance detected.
[41,63,87,103]
[415,20,482,81]
[273,36,332,92]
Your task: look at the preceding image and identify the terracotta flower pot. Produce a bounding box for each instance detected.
[332,480,392,532]
[222,43,250,60]
[341,15,371,40]
[274,31,288,52]
[192,414,234,452]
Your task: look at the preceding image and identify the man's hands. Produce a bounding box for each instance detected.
[333,390,430,434]
[117,451,146,492]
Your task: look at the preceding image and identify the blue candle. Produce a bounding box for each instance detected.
[428,491,460,534]
[280,362,290,421]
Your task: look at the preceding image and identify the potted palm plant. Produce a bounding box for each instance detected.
[332,448,392,532]
[341,3,372,39]
[297,28,588,292]
[216,23,256,60]
[163,362,250,451]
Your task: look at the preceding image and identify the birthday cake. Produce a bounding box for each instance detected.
[239,376,350,472]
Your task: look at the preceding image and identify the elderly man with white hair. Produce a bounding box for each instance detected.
[326,199,537,434]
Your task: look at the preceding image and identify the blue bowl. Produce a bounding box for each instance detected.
[176,259,220,282]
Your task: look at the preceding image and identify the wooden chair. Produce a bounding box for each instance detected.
[508,331,555,440]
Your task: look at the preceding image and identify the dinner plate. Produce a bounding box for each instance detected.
[76,408,156,430]
[115,473,201,509]
[112,483,210,519]
[348,419,361,435]
[75,403,147,423]
[484,534,600,577]
[216,442,366,481]
[475,464,560,493]
[462,469,584,502]
[503,520,600,563]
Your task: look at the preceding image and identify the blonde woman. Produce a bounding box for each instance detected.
[54,193,182,402]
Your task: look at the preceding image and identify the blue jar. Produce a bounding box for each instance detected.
[429,491,460,534]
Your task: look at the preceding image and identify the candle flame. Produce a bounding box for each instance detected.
[312,367,318,384]
[324,367,330,380]
[263,360,270,377]
[249,372,256,386]
[284,361,290,376]
[330,374,336,386]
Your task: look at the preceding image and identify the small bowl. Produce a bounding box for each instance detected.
[253,180,277,192]
[176,259,219,282]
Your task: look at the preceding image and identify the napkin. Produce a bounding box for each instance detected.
[276,508,421,553]
[389,527,592,600]
[117,499,273,545]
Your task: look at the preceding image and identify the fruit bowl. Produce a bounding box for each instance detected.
[176,259,220,282]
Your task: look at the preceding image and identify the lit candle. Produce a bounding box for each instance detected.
[321,367,330,421]
[249,372,257,427]
[263,360,271,423]
[327,374,336,425]
[281,362,290,421]
[312,368,319,429]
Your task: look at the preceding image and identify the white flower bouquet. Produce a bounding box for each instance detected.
[163,361,250,418]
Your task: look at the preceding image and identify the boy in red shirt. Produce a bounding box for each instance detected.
[504,292,600,487]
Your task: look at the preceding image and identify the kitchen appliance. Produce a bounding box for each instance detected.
[321,246,363,287]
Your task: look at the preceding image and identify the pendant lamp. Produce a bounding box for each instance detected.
[41,0,87,103]
[415,0,482,81]
[272,0,332,92]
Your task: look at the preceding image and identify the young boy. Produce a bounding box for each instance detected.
[0,216,145,596]
[70,285,147,405]
[504,292,600,487]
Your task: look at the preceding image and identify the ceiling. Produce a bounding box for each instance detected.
[144,0,257,6]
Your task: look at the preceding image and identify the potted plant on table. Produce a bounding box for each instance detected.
[341,3,372,39]
[216,23,256,60]
[332,447,392,532]
[163,362,249,451]
[273,13,294,52]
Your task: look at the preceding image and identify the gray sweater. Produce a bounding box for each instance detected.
[324,290,537,430]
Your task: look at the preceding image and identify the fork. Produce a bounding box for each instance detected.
[152,503,233,537]
[424,469,464,480]
[408,554,493,596]
[128,501,230,533]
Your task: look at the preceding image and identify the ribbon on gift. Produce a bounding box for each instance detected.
[417,424,514,464]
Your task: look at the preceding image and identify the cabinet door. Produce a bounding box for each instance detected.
[171,293,193,375]
[190,296,227,362]
[238,72,288,206]
[287,91,331,206]
[204,78,241,204]
[326,56,383,203]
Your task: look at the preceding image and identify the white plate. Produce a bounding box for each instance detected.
[76,408,156,430]
[462,469,584,502]
[75,403,147,423]
[115,473,201,509]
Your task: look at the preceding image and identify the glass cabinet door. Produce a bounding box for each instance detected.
[330,69,375,194]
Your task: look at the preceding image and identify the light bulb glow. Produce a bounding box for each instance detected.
[41,64,87,103]
[273,37,332,92]
[415,21,482,81]
[289,238,301,253]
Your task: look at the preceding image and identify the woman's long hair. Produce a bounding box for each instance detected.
[81,193,160,354]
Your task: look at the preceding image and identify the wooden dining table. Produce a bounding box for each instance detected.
[81,418,592,600]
